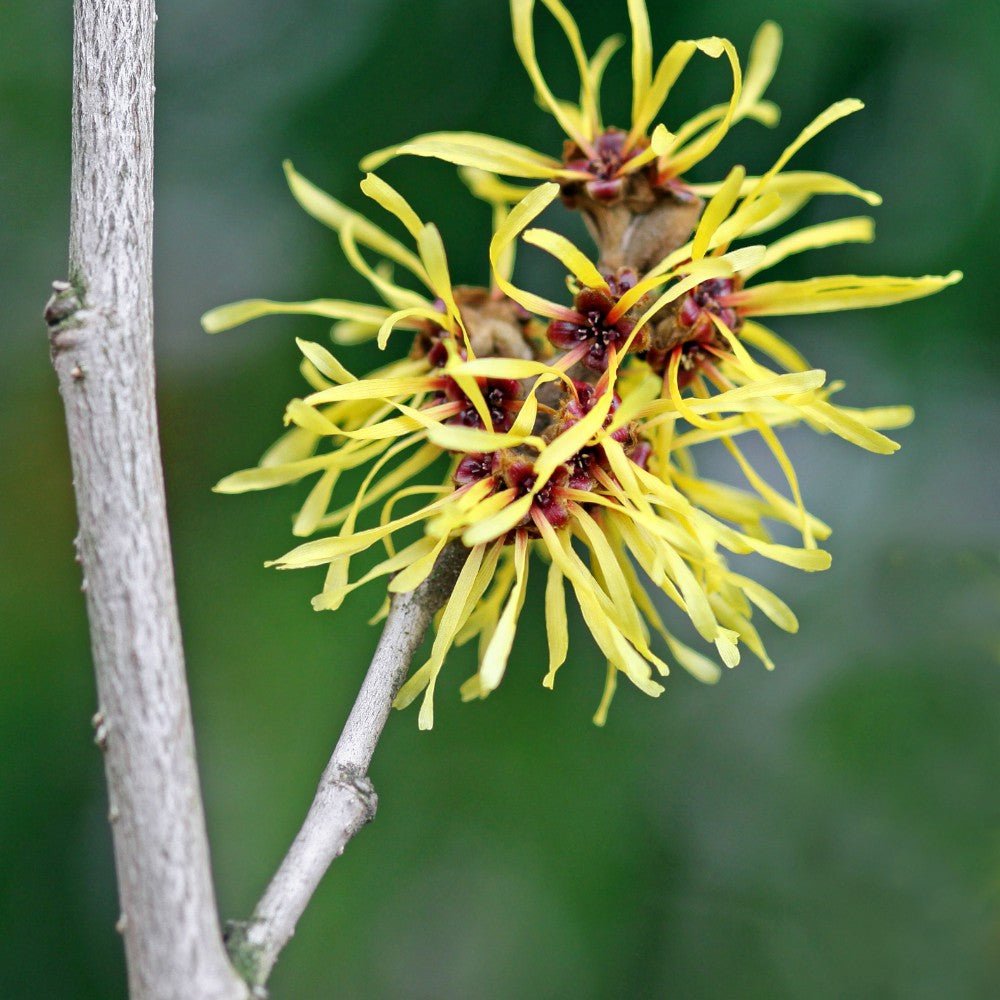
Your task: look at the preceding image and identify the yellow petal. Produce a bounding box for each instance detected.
[511,0,592,150]
[313,537,439,610]
[490,183,572,318]
[681,370,827,414]
[331,320,381,345]
[740,320,810,372]
[431,485,513,540]
[450,357,567,381]
[691,166,745,260]
[719,430,814,548]
[303,374,432,405]
[540,517,665,697]
[629,40,698,143]
[462,493,533,547]
[283,399,342,437]
[543,559,568,687]
[736,271,963,316]
[295,338,358,384]
[259,425,320,467]
[214,453,333,494]
[801,399,901,454]
[424,423,543,453]
[663,38,742,177]
[738,22,782,123]
[292,465,341,537]
[743,99,865,207]
[269,500,444,569]
[339,222,432,312]
[201,298,390,334]
[359,173,424,240]
[387,532,450,594]
[836,403,914,431]
[523,228,608,289]
[707,191,783,252]
[587,34,625,133]
[689,170,881,208]
[535,388,614,486]
[614,539,720,683]
[627,0,653,128]
[283,161,427,280]
[729,573,799,633]
[748,217,875,277]
[538,0,599,138]
[574,508,647,642]
[396,544,490,729]
[479,531,530,692]
[459,167,538,206]
[363,132,568,178]
[630,258,738,333]
[416,223,463,330]
[593,663,618,727]
[376,306,448,350]
[711,522,832,572]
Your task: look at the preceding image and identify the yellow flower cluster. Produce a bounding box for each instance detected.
[205,1,960,728]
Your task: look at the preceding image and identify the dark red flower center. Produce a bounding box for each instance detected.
[453,452,499,487]
[559,381,630,444]
[677,277,743,341]
[434,376,521,432]
[548,288,635,372]
[562,130,650,203]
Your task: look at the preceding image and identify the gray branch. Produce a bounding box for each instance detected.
[228,545,468,989]
[49,2,248,997]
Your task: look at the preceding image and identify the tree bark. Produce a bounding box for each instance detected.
[47,2,249,997]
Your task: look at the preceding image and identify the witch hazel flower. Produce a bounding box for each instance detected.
[207,0,961,727]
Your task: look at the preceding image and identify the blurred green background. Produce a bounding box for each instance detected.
[2,0,998,997]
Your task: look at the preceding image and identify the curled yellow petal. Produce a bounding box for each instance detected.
[663,38,742,177]
[376,306,448,350]
[359,173,424,240]
[214,454,334,494]
[522,228,608,289]
[284,160,427,280]
[490,183,572,318]
[743,99,865,208]
[339,222,431,312]
[511,0,592,150]
[629,41,699,144]
[295,338,358,384]
[738,22,782,123]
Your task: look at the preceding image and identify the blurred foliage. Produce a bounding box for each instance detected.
[1,1,998,997]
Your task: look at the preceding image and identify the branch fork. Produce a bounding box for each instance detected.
[226,544,466,991]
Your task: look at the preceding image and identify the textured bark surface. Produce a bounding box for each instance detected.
[229,545,468,988]
[49,2,248,997]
